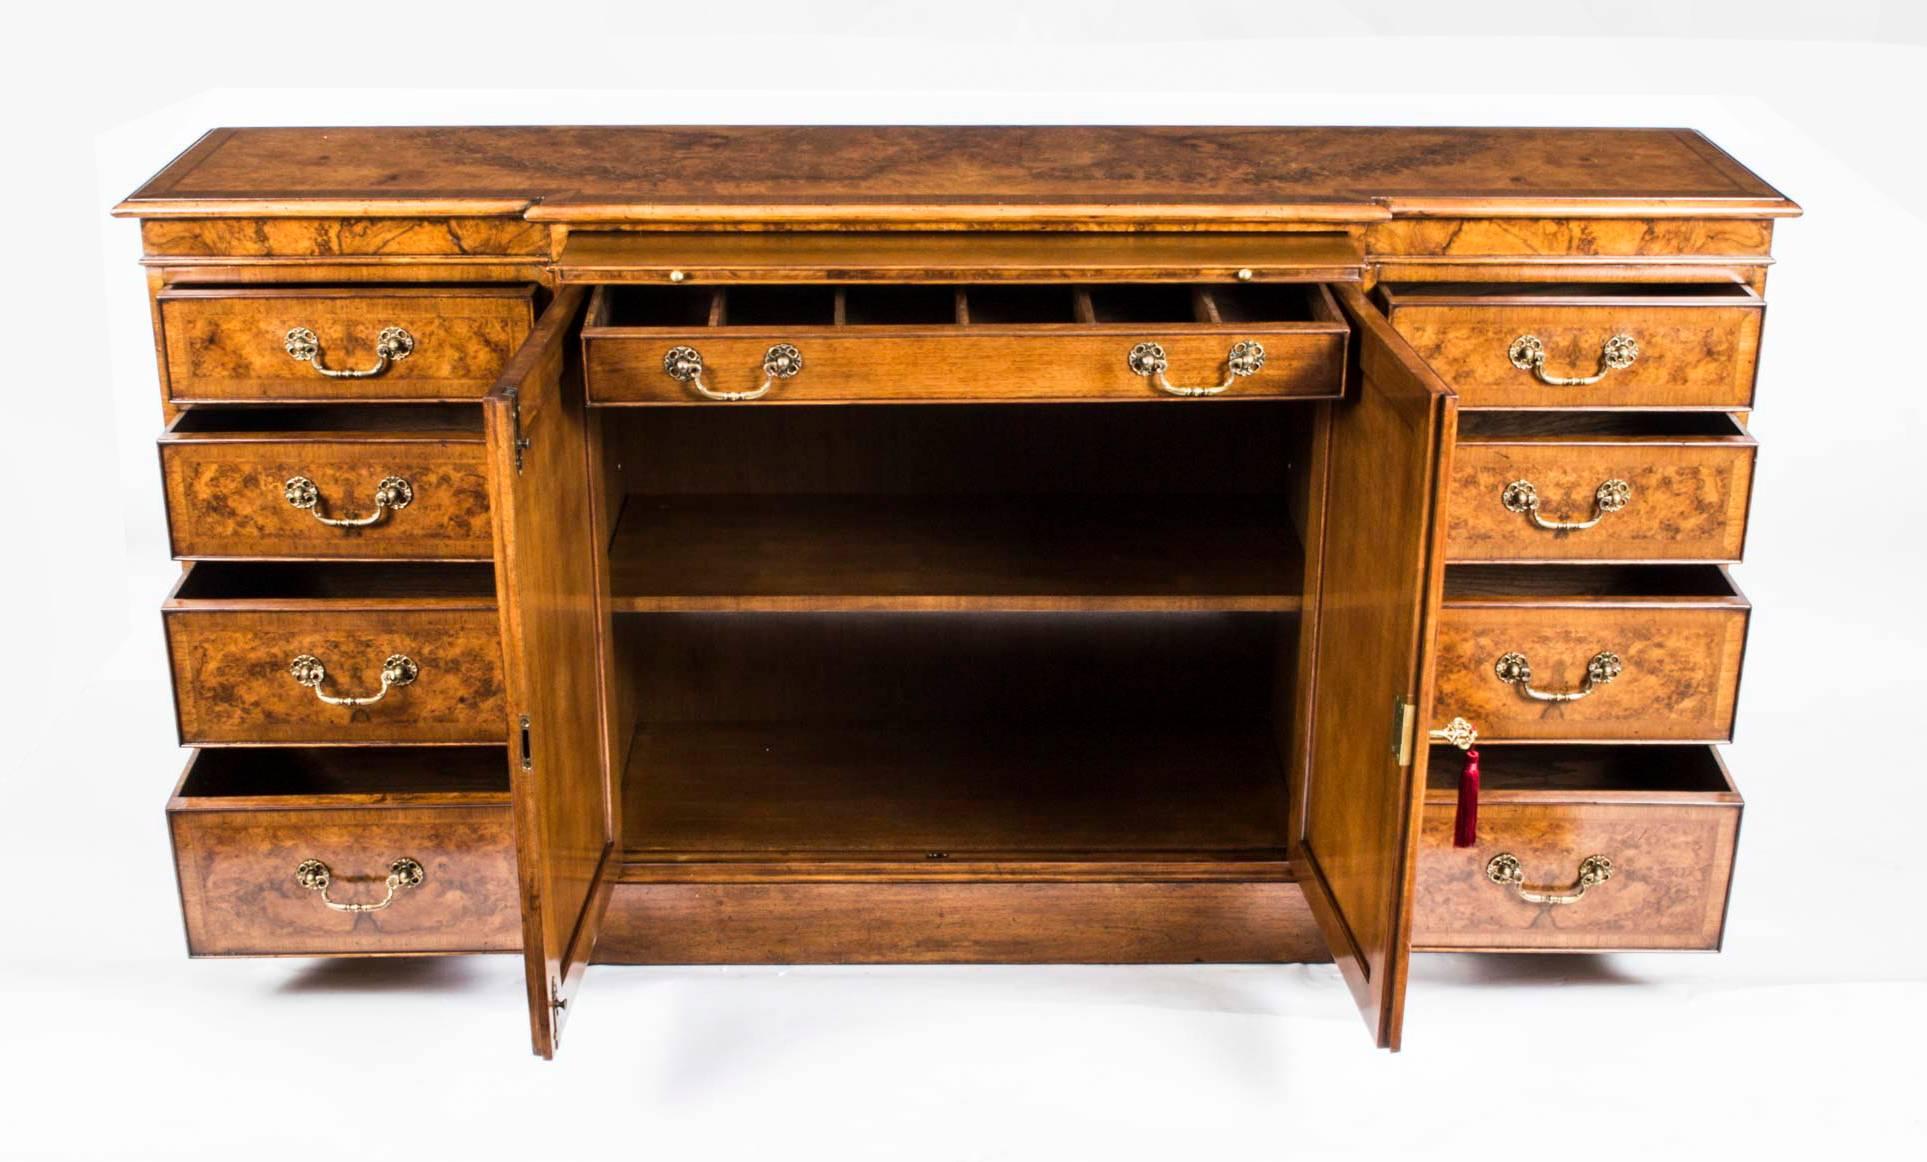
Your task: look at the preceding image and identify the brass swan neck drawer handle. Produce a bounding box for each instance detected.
[284,475,414,528]
[1501,478,1631,532]
[1494,650,1622,703]
[294,857,424,913]
[288,653,419,707]
[1507,333,1638,386]
[1128,340,1266,397]
[1486,853,1614,905]
[662,343,803,401]
[284,326,415,379]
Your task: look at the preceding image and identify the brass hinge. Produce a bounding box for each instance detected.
[519,714,533,771]
[1391,696,1418,766]
[506,386,532,473]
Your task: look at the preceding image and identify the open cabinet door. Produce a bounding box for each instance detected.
[1299,285,1457,1049]
[485,286,615,1058]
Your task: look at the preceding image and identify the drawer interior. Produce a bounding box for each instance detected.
[176,746,509,799]
[596,282,1333,330]
[1425,743,1734,796]
[1457,411,1748,440]
[1444,563,1740,600]
[171,561,495,602]
[166,404,485,437]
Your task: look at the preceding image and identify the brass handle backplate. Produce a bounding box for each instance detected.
[662,343,802,401]
[1128,340,1266,397]
[294,857,424,913]
[1507,333,1638,386]
[284,475,413,528]
[1486,853,1614,905]
[289,653,419,707]
[1501,478,1631,532]
[284,326,415,379]
[1494,650,1622,703]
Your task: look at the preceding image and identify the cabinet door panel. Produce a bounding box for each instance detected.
[485,286,615,1058]
[1299,285,1456,1049]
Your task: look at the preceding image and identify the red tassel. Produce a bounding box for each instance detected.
[1453,748,1481,849]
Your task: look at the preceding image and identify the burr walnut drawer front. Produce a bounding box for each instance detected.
[1378,282,1763,410]
[582,283,1349,405]
[159,406,491,561]
[1434,566,1749,743]
[1449,412,1756,563]
[1414,744,1742,951]
[162,562,504,745]
[156,285,537,403]
[167,747,519,956]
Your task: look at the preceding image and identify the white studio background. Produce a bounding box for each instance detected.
[2,4,1923,1158]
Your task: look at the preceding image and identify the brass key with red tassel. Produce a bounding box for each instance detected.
[1430,717,1480,848]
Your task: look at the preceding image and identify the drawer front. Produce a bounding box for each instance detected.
[165,608,505,744]
[1435,602,1747,742]
[161,438,491,560]
[170,798,519,955]
[158,287,536,402]
[587,328,1347,405]
[1413,792,1739,951]
[1388,302,1761,409]
[1448,438,1755,562]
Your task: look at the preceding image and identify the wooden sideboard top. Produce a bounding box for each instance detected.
[115,126,1798,223]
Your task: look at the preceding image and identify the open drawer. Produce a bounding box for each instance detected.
[581,282,1349,404]
[162,562,504,745]
[1448,411,1757,563]
[1413,744,1742,951]
[1433,565,1750,743]
[167,747,519,956]
[159,406,492,562]
[1378,281,1763,410]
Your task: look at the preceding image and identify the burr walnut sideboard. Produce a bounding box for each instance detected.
[118,126,1796,1056]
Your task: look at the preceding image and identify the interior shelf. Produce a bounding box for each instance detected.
[620,721,1292,874]
[607,493,1304,612]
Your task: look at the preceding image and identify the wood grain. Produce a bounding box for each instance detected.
[484,286,614,1057]
[142,217,550,258]
[1449,412,1756,562]
[1413,744,1740,951]
[164,605,504,745]
[1365,218,1774,259]
[116,127,1797,222]
[158,286,535,402]
[159,413,492,561]
[1434,581,1750,743]
[1297,285,1455,1049]
[595,881,1327,964]
[1380,284,1763,410]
